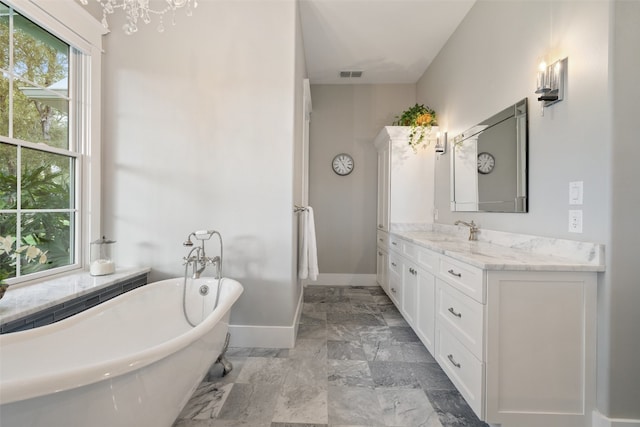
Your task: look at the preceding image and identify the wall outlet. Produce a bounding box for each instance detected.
[569,210,583,233]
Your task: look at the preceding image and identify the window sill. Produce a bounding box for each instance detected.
[0,267,151,332]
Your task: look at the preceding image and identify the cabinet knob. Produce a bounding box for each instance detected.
[378,251,383,256]
[448,307,462,318]
[447,269,462,278]
[391,287,396,293]
[391,262,397,267]
[447,354,462,368]
[392,242,397,246]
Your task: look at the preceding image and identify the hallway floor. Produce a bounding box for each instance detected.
[173,286,487,427]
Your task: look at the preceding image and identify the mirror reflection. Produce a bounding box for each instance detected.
[450,98,528,213]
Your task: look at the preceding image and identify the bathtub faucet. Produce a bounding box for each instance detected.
[183,230,224,279]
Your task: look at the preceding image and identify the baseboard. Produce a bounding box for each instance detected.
[593,411,640,427]
[304,273,377,287]
[227,286,304,349]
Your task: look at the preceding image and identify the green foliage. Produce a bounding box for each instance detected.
[0,6,72,281]
[393,104,438,151]
[0,6,69,147]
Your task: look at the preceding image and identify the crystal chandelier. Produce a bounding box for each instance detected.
[80,0,198,35]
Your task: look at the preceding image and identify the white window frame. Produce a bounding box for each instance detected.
[3,0,105,285]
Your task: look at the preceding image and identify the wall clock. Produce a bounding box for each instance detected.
[332,153,354,176]
[477,152,495,174]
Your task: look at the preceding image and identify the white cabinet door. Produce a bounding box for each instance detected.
[376,144,390,231]
[376,246,389,293]
[416,267,436,354]
[401,260,418,327]
[373,126,437,229]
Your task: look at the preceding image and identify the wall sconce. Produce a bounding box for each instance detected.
[435,131,447,154]
[535,57,567,108]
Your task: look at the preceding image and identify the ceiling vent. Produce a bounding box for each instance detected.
[339,70,363,78]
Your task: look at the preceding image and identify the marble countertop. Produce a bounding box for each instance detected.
[388,224,605,272]
[0,267,151,325]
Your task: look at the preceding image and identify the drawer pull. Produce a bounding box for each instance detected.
[447,269,462,278]
[392,241,398,246]
[379,238,383,242]
[391,262,397,267]
[378,224,383,228]
[391,287,397,293]
[378,251,383,256]
[447,354,462,368]
[448,307,462,318]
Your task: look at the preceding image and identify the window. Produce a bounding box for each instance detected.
[0,1,99,284]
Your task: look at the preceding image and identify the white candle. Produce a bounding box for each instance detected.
[90,259,115,276]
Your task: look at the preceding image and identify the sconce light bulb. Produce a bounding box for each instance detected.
[538,61,547,71]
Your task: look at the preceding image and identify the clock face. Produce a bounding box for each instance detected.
[477,152,495,174]
[332,153,354,176]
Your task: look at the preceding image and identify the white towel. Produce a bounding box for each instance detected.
[298,206,319,281]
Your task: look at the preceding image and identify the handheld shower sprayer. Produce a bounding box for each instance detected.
[194,230,216,240]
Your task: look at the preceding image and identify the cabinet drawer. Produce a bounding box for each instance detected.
[415,246,438,274]
[388,253,402,307]
[389,253,402,276]
[436,328,484,419]
[377,230,389,248]
[389,235,402,253]
[402,240,417,262]
[437,280,484,360]
[439,256,485,303]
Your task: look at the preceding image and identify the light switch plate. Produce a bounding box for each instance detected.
[569,210,583,233]
[569,181,583,205]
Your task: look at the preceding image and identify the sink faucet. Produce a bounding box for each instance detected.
[455,220,479,241]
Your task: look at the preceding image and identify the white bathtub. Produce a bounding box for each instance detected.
[0,276,243,427]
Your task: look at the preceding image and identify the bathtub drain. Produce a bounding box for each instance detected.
[199,285,210,296]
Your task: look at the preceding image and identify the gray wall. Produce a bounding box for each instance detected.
[416,0,638,420]
[309,84,415,274]
[98,0,304,331]
[609,0,640,418]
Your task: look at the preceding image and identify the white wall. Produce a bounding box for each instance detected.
[308,84,415,274]
[417,0,639,420]
[99,0,304,339]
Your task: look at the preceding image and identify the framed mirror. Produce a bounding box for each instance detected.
[450,98,528,213]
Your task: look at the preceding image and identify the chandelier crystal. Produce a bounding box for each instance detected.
[80,0,198,35]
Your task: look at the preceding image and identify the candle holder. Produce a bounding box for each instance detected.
[90,236,116,276]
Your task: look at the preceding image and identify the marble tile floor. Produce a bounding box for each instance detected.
[173,286,488,427]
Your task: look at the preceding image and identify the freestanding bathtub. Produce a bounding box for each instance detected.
[0,276,243,427]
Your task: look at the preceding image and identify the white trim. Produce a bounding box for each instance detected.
[593,411,640,427]
[228,286,304,349]
[306,273,378,287]
[9,0,106,52]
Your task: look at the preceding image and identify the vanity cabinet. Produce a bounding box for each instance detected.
[373,126,437,231]
[384,235,437,355]
[379,232,599,427]
[435,256,597,427]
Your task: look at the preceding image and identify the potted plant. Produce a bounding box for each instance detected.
[393,103,438,151]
